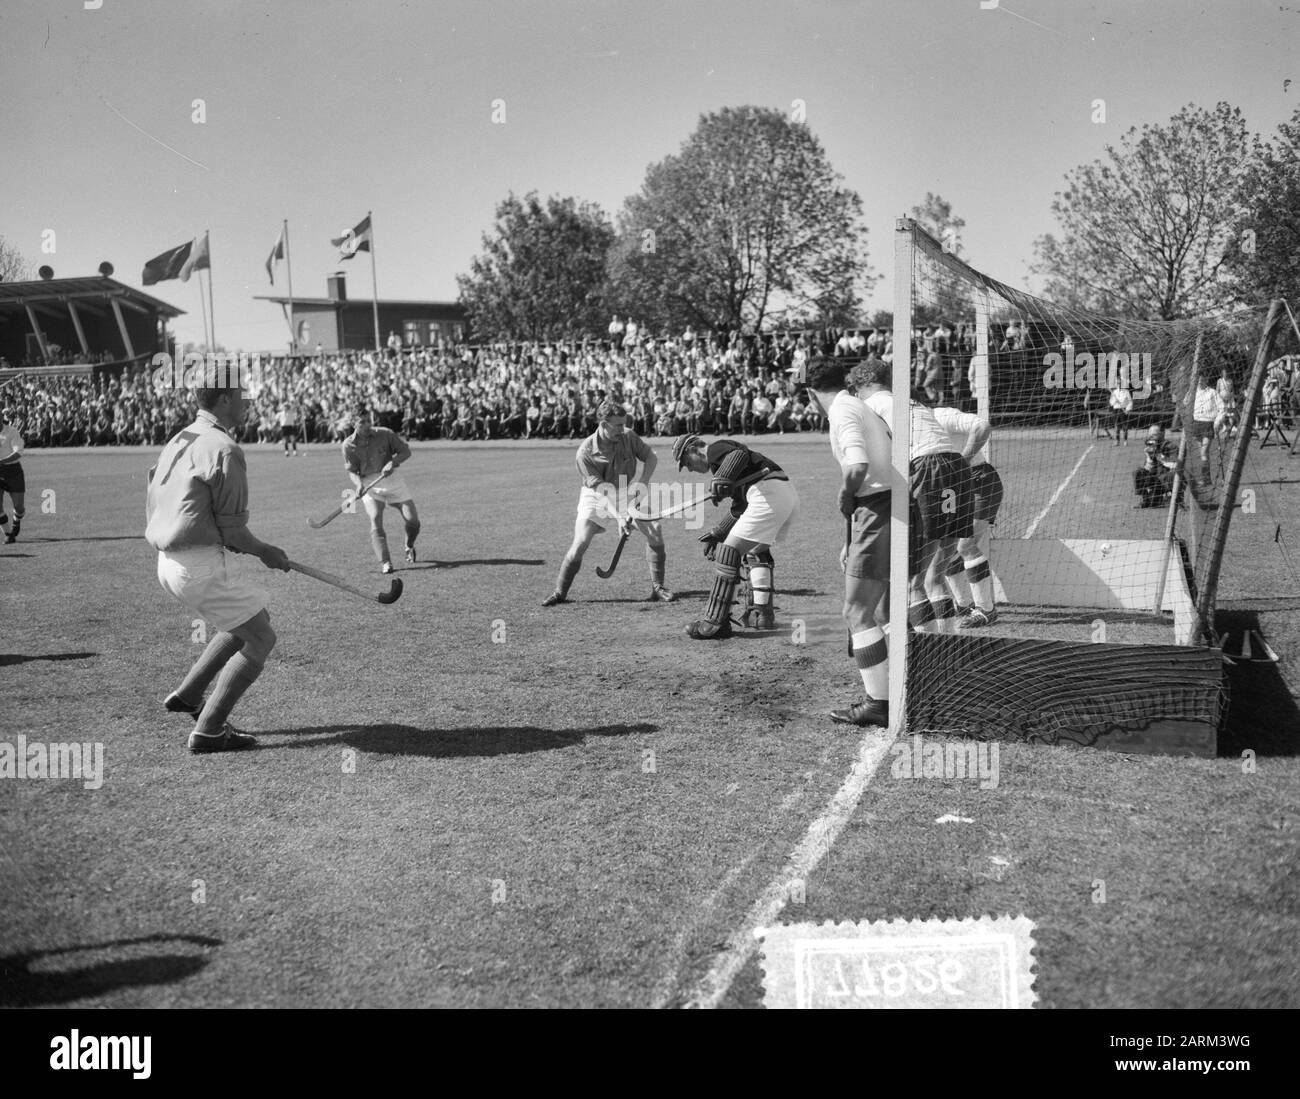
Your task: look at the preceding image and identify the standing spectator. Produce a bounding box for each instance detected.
[1108,382,1133,446]
[608,315,625,352]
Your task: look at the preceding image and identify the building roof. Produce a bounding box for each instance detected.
[253,295,464,310]
[0,277,185,318]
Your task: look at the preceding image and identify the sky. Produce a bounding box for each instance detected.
[1,0,1296,351]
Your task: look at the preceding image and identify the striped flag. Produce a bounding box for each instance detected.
[265,225,286,284]
[330,214,372,261]
[142,232,210,285]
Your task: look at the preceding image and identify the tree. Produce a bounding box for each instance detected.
[456,192,614,341]
[608,105,872,334]
[0,236,31,283]
[1030,102,1253,320]
[910,192,966,257]
[1226,105,1300,306]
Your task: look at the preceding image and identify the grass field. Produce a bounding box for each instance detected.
[2,429,1298,1008]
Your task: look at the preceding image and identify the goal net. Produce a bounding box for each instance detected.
[890,218,1283,751]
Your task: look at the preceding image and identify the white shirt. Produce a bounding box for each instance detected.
[862,390,893,434]
[1109,388,1134,414]
[0,424,23,463]
[828,391,889,494]
[932,406,989,466]
[910,402,958,458]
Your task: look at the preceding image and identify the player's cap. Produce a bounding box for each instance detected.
[673,433,703,470]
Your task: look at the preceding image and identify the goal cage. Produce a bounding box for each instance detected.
[888,218,1285,754]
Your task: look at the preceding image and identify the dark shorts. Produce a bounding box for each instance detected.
[1190,420,1216,442]
[969,463,1004,525]
[0,460,24,496]
[280,425,299,441]
[909,451,974,558]
[847,490,889,581]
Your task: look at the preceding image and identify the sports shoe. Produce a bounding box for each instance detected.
[957,607,998,629]
[541,592,567,606]
[742,605,776,630]
[404,545,417,564]
[381,561,394,574]
[830,698,889,727]
[648,584,677,603]
[686,617,733,640]
[953,603,972,617]
[188,725,257,753]
[165,693,245,735]
[5,519,19,543]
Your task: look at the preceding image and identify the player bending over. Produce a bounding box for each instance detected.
[0,407,26,544]
[672,433,798,639]
[342,405,421,575]
[543,399,675,605]
[805,358,893,727]
[931,402,1002,629]
[145,384,290,753]
[853,360,973,635]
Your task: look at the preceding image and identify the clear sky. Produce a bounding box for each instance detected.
[2,0,1296,350]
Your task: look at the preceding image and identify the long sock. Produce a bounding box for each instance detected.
[705,543,742,622]
[645,543,666,587]
[196,652,265,734]
[851,627,888,699]
[371,528,390,564]
[944,555,972,608]
[174,631,245,706]
[965,556,994,611]
[555,552,582,597]
[931,596,956,635]
[404,519,421,552]
[909,598,938,634]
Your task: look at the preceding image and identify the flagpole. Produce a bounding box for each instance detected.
[368,210,380,352]
[197,276,210,349]
[284,219,296,353]
[205,230,216,350]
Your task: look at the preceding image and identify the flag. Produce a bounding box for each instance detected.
[330,214,372,261]
[142,232,210,286]
[266,226,285,285]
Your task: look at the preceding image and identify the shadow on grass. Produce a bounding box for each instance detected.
[1218,609,1300,758]
[264,721,658,758]
[0,934,221,1006]
[0,651,97,667]
[0,552,35,557]
[24,535,142,543]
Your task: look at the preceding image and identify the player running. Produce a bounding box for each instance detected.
[931,402,1002,629]
[341,405,421,574]
[672,433,798,639]
[0,407,26,544]
[542,399,675,606]
[145,384,290,753]
[805,358,894,727]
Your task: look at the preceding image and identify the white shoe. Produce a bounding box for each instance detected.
[381,562,394,574]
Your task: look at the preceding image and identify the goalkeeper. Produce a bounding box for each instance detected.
[1134,424,1180,508]
[672,433,799,639]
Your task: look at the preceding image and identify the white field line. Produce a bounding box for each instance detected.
[677,726,898,1010]
[1022,444,1095,540]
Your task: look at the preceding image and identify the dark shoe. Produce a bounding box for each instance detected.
[188,725,257,753]
[686,617,733,640]
[404,546,417,564]
[165,693,244,734]
[648,584,677,603]
[957,607,998,629]
[541,592,567,607]
[742,605,776,629]
[830,699,889,727]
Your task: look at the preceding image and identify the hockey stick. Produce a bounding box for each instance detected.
[307,471,389,529]
[287,559,403,605]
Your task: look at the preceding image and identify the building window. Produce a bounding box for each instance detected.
[403,321,421,346]
[427,322,443,346]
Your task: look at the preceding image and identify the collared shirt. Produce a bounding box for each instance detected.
[145,409,250,552]
[828,391,890,494]
[576,427,651,488]
[342,427,411,478]
[0,423,23,464]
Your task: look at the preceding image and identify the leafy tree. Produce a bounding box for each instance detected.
[1226,104,1300,306]
[1030,102,1253,320]
[0,237,31,283]
[910,193,966,257]
[457,192,614,340]
[609,105,872,334]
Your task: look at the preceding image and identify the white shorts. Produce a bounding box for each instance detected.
[730,478,799,547]
[157,546,268,632]
[363,474,414,513]
[574,485,663,542]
